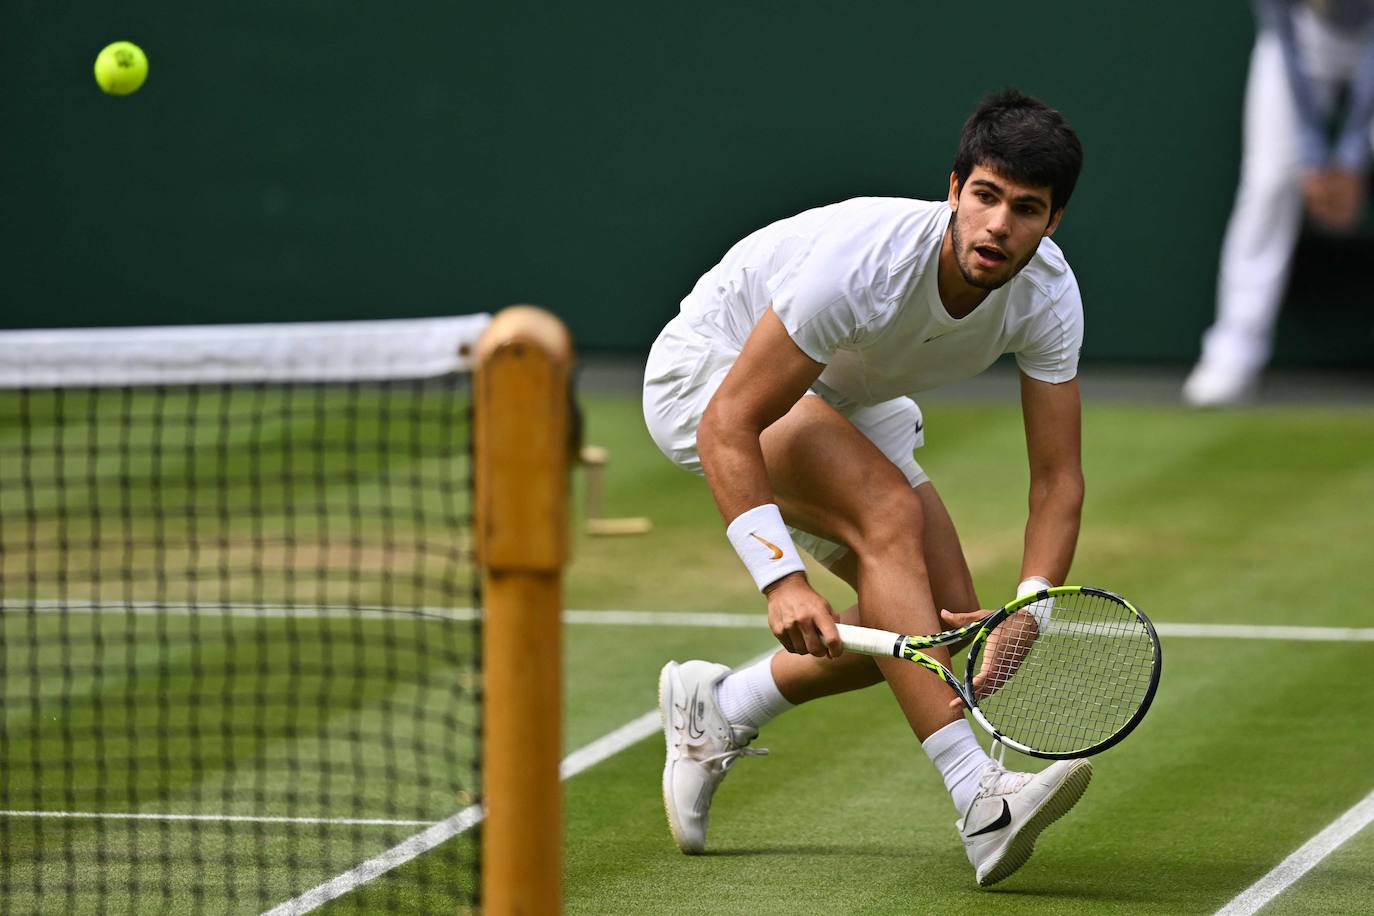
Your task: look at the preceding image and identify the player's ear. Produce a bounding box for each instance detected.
[948,171,961,210]
[1044,206,1065,237]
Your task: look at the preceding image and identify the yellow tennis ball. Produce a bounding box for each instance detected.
[94,41,148,96]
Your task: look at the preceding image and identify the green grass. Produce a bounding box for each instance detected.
[4,388,1374,913]
[0,612,480,913]
[546,393,1374,915]
[0,384,480,913]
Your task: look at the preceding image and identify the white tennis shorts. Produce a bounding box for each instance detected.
[643,315,928,570]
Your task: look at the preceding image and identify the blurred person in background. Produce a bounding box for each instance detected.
[1184,0,1374,407]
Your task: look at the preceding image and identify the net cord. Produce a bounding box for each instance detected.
[0,315,492,388]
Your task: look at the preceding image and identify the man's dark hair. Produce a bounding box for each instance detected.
[952,89,1083,214]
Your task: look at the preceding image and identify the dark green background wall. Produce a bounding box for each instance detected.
[3,2,1370,365]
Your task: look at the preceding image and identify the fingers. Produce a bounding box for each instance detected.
[772,618,834,657]
[767,584,841,658]
[773,627,797,655]
[939,607,992,630]
[970,673,992,700]
[817,612,844,659]
[795,619,825,657]
[792,612,840,658]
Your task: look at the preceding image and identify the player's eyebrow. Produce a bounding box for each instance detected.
[969,178,1049,210]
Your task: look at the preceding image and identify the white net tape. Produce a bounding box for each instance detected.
[0,314,492,387]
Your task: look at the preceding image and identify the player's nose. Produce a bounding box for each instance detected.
[986,205,1012,237]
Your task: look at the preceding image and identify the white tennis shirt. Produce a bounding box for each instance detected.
[677,197,1084,410]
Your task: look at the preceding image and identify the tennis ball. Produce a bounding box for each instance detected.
[94,41,148,96]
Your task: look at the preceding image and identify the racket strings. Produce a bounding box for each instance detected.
[973,591,1157,755]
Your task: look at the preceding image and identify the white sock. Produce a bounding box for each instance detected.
[712,656,794,731]
[922,719,993,814]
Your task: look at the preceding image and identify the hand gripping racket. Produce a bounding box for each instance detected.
[837,585,1161,758]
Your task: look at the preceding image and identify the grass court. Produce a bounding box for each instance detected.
[2,378,1372,913]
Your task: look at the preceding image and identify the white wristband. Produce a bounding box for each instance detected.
[726,504,807,593]
[1017,576,1054,630]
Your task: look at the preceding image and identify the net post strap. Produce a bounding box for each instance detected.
[474,305,572,915]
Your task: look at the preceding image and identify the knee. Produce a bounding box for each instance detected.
[933,579,979,616]
[847,485,925,562]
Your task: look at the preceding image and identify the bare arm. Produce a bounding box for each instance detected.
[938,372,1083,709]
[1018,371,1084,584]
[698,306,825,523]
[698,306,842,657]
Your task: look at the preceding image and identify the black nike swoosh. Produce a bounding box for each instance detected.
[966,799,1011,837]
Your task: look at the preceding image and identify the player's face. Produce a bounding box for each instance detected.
[946,165,1062,291]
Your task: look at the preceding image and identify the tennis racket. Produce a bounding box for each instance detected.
[837,585,1161,759]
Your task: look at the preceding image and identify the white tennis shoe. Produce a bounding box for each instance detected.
[957,758,1093,886]
[658,660,767,854]
[1182,360,1258,407]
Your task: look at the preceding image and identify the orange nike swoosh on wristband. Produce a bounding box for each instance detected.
[750,533,784,560]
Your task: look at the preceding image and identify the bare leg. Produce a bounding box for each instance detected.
[771,482,980,703]
[757,397,978,740]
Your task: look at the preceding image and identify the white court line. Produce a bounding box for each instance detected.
[0,810,431,827]
[262,710,662,916]
[564,608,763,629]
[574,613,1374,641]
[6,603,1370,909]
[1154,622,1374,642]
[254,616,1373,911]
[260,804,485,916]
[263,708,665,916]
[1214,787,1374,915]
[263,649,778,915]
[9,602,1374,642]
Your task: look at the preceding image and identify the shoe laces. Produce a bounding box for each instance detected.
[989,737,1006,768]
[975,756,1032,799]
[698,725,769,771]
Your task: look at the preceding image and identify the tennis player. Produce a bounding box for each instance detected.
[644,89,1091,886]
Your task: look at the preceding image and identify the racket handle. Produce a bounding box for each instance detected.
[836,623,904,658]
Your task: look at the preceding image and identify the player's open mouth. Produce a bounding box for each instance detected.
[974,245,1007,267]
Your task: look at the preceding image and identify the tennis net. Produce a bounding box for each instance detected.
[0,315,490,913]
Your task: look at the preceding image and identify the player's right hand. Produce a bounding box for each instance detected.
[763,572,842,658]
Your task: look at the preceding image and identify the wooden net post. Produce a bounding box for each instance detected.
[474,306,573,915]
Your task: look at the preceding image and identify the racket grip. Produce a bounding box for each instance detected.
[836,623,904,657]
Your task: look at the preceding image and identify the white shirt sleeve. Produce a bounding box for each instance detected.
[765,230,891,365]
[1014,279,1084,384]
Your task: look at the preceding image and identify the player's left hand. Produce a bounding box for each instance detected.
[938,607,1040,710]
[970,609,1039,701]
[939,607,992,630]
[939,607,992,709]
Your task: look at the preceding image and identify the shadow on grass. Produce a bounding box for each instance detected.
[703,843,909,858]
[978,884,1165,904]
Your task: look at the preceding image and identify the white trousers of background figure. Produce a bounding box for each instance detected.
[1201,17,1374,376]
